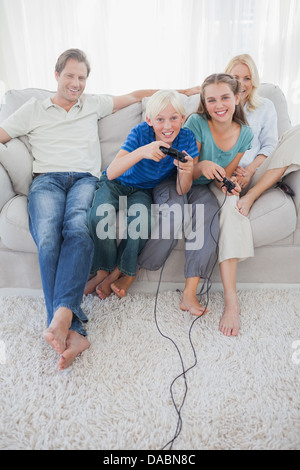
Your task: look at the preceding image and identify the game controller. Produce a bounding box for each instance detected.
[159,146,187,163]
[216,170,236,193]
[276,181,295,197]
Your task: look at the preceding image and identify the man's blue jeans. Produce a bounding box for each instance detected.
[27,172,98,336]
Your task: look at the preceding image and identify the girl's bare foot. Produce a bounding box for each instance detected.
[111,274,137,299]
[43,307,73,354]
[58,330,90,370]
[84,270,108,295]
[219,292,241,336]
[180,289,209,316]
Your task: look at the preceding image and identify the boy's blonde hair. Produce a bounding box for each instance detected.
[146,89,186,120]
[225,54,261,111]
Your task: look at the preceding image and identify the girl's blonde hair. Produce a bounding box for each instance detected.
[197,73,248,126]
[225,54,261,111]
[146,89,186,120]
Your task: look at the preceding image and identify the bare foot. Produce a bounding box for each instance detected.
[219,293,241,336]
[237,193,255,217]
[58,330,90,370]
[111,274,137,299]
[179,289,209,316]
[43,307,73,354]
[84,270,108,295]
[96,268,122,299]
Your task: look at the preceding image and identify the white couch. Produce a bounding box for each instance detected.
[0,84,299,290]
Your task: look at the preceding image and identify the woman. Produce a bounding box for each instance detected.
[225,54,299,216]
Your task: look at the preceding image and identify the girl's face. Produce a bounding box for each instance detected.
[229,63,253,105]
[204,82,239,123]
[146,103,185,144]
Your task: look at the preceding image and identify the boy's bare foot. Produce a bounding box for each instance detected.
[180,289,209,316]
[237,193,255,217]
[43,307,73,354]
[219,292,241,336]
[96,268,122,299]
[58,330,90,370]
[111,274,137,299]
[84,270,109,295]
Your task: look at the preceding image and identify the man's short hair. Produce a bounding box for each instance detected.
[55,49,91,77]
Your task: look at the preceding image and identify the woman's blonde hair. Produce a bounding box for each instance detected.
[146,89,186,120]
[225,54,261,111]
[197,73,248,126]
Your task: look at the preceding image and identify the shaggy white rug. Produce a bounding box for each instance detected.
[0,287,300,450]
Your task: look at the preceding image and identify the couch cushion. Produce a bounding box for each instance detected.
[249,187,296,247]
[0,195,37,253]
[0,88,55,122]
[98,102,142,171]
[0,163,15,210]
[258,83,291,137]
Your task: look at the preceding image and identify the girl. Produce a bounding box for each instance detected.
[85,90,198,299]
[184,73,254,336]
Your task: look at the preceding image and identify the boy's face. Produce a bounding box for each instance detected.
[146,104,185,144]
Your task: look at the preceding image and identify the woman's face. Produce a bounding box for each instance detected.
[230,63,253,105]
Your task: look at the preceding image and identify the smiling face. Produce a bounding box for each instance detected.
[54,58,88,107]
[229,63,253,106]
[146,103,185,144]
[204,82,240,123]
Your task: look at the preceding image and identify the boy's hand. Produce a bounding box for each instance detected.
[143,141,170,162]
[173,153,194,174]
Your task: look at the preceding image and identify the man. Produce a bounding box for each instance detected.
[0,49,199,370]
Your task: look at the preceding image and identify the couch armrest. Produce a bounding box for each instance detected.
[284,169,300,216]
[0,162,15,211]
[0,138,33,196]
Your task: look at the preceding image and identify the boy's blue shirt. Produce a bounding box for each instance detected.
[104,121,199,189]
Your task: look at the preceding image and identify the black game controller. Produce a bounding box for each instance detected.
[159,146,187,163]
[216,170,236,193]
[276,181,295,197]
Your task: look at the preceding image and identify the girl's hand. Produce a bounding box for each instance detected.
[197,160,226,181]
[173,153,194,174]
[220,175,241,196]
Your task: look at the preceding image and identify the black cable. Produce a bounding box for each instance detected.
[153,159,228,449]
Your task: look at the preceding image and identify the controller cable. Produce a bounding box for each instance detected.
[152,153,229,449]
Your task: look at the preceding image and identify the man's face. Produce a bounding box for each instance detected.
[55,58,88,104]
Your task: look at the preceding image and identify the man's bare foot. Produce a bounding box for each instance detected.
[179,289,209,316]
[237,193,255,217]
[58,330,90,370]
[84,270,109,295]
[219,292,241,336]
[43,307,73,354]
[111,274,137,299]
